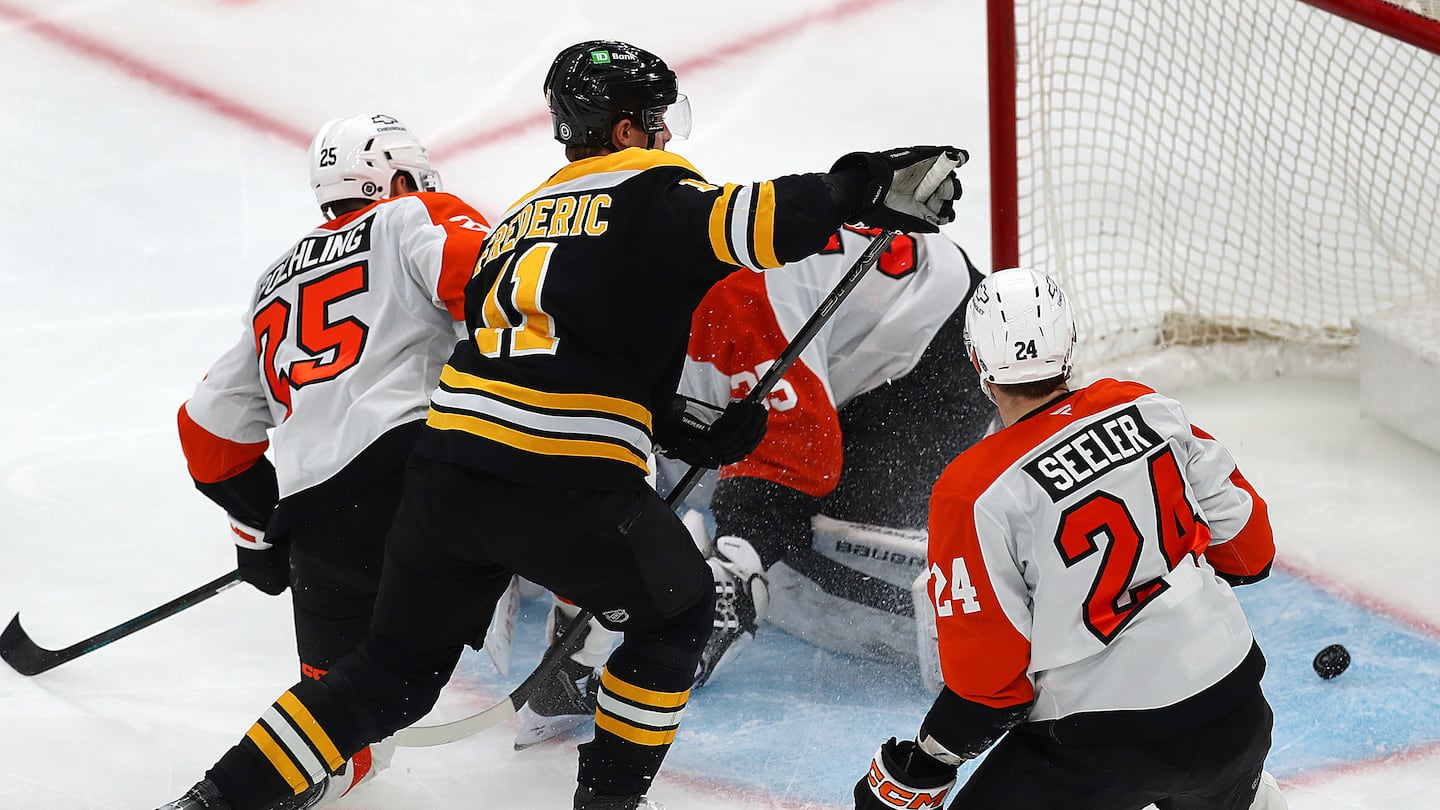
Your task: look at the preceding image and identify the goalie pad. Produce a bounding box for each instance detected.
[765,514,942,689]
[482,575,521,676]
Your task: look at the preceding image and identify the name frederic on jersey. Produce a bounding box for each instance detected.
[479,193,611,266]
[1022,404,1164,502]
[257,217,373,299]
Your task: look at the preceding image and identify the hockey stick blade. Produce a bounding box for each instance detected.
[0,570,243,676]
[394,230,899,748]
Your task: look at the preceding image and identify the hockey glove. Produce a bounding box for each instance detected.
[655,396,768,469]
[830,146,966,233]
[230,516,290,596]
[854,737,958,810]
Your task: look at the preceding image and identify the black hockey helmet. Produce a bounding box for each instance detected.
[543,40,687,149]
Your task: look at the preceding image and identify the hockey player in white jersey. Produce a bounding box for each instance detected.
[853,267,1286,810]
[517,225,996,748]
[176,113,489,808]
[684,226,994,689]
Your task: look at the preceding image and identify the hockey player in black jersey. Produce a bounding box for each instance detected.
[159,39,964,810]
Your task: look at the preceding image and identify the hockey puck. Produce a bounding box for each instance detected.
[1313,643,1351,680]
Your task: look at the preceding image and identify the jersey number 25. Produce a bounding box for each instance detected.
[253,262,370,418]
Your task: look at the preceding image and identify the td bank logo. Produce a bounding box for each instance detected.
[590,50,611,64]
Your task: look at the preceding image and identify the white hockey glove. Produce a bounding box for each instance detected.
[830,146,966,233]
[854,737,957,810]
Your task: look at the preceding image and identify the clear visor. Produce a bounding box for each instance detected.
[383,143,443,192]
[641,94,691,140]
[409,167,443,193]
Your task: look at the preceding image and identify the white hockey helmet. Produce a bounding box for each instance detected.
[308,114,441,214]
[964,266,1077,388]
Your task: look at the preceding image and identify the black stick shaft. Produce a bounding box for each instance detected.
[0,570,243,676]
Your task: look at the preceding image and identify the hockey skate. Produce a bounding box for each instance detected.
[694,536,769,687]
[274,736,395,809]
[156,779,232,810]
[514,603,608,750]
[573,785,666,809]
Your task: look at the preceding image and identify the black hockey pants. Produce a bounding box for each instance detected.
[210,457,713,809]
[949,684,1275,810]
[286,466,402,679]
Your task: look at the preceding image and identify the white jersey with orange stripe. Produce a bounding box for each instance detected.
[179,192,490,501]
[925,378,1276,723]
[681,227,975,498]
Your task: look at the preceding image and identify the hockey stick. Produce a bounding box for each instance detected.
[395,227,904,748]
[0,570,243,676]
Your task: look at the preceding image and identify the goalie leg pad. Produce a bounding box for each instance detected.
[911,570,943,693]
[694,535,768,687]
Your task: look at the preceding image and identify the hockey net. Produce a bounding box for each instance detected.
[989,0,1440,384]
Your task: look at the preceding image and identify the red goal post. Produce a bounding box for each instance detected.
[988,0,1440,378]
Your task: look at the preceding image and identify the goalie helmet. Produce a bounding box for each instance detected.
[964,266,1077,387]
[543,40,691,148]
[308,113,441,214]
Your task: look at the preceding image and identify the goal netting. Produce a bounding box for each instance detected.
[989,0,1440,381]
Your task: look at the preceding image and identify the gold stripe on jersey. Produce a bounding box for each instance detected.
[428,365,653,471]
[518,148,704,203]
[593,668,689,747]
[708,184,741,266]
[244,722,310,794]
[710,181,784,270]
[427,408,650,470]
[438,366,651,429]
[752,181,780,269]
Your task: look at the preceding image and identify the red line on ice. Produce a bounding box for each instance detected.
[0,1,311,147]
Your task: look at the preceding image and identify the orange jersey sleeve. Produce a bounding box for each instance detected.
[412,192,491,321]
[177,402,269,484]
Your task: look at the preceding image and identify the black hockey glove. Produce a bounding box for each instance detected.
[829,146,967,233]
[854,737,959,810]
[230,517,290,596]
[655,396,768,469]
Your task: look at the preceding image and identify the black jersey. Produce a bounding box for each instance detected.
[415,148,844,490]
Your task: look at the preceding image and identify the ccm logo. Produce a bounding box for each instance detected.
[867,762,950,808]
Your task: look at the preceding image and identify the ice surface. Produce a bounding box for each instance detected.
[2,1,1438,807]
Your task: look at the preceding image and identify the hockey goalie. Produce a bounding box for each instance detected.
[517,225,995,749]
